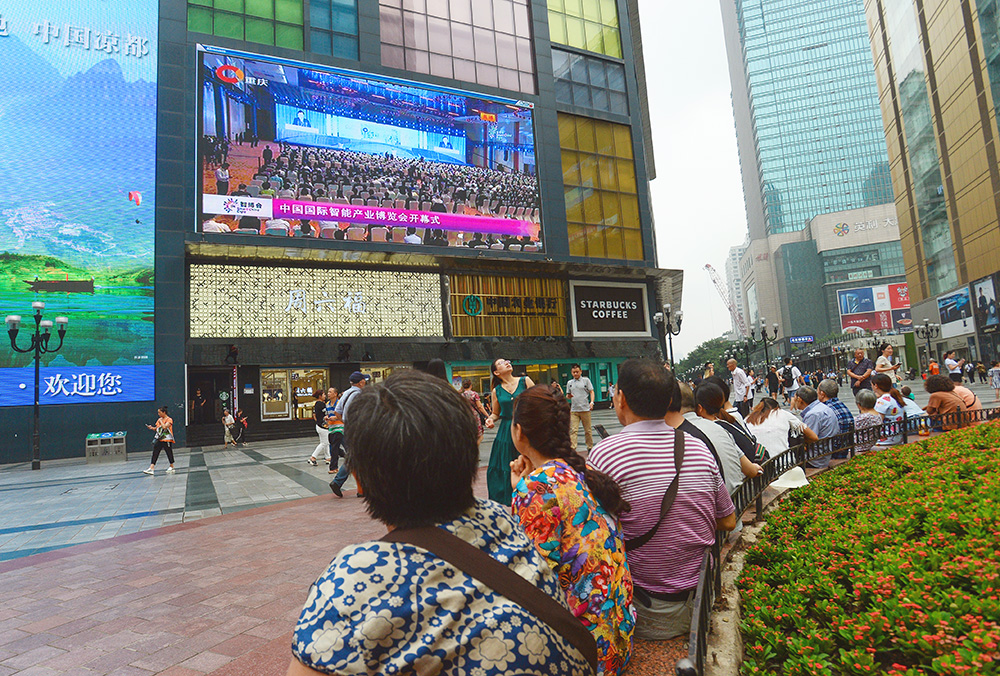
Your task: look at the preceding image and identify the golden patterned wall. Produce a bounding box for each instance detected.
[449,275,567,337]
[190,264,443,338]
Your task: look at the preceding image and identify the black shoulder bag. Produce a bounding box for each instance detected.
[623,431,685,552]
[383,526,598,675]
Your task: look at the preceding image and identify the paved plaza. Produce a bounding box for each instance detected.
[0,381,994,674]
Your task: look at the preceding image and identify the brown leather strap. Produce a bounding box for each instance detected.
[382,526,597,674]
[625,430,685,552]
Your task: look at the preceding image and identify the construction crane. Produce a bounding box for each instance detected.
[704,263,749,338]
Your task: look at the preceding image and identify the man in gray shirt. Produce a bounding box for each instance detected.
[565,364,595,451]
[329,371,369,497]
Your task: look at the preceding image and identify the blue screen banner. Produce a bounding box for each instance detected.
[0,2,157,406]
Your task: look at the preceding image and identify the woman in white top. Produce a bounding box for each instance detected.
[874,343,901,384]
[943,350,965,384]
[223,408,236,448]
[744,398,817,490]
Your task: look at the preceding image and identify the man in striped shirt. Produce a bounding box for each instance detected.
[589,360,736,640]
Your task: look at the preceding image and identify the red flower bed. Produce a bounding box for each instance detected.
[738,423,1000,675]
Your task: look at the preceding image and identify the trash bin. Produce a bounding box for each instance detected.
[85,431,127,463]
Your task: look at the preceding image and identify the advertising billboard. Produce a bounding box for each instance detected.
[198,46,542,251]
[0,2,157,406]
[937,287,975,339]
[972,276,999,335]
[837,283,911,333]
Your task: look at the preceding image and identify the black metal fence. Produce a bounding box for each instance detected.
[673,406,1000,676]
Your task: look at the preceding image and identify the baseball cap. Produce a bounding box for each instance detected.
[349,371,370,384]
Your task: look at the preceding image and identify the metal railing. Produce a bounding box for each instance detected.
[674,406,1000,676]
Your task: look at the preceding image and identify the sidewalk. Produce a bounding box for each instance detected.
[0,409,625,563]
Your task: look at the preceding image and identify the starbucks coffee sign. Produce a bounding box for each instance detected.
[570,281,650,338]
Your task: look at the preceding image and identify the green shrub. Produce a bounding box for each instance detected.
[739,423,1000,675]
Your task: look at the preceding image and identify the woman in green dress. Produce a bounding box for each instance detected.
[487,358,535,504]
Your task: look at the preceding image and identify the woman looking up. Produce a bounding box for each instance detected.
[485,358,533,504]
[510,385,635,675]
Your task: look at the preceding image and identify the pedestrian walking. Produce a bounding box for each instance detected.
[875,343,901,385]
[306,388,331,466]
[143,406,175,475]
[779,357,802,405]
[326,387,343,473]
[944,350,965,384]
[727,358,753,417]
[486,358,533,505]
[222,408,236,447]
[233,408,248,445]
[461,379,489,444]
[329,372,370,497]
[565,364,595,452]
[990,361,1000,401]
[765,365,781,399]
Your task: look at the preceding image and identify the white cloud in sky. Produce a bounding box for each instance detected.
[639,0,749,361]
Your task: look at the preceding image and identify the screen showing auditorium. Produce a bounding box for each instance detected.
[198,47,543,253]
[0,0,157,407]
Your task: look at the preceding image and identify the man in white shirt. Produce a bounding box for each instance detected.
[403,227,422,244]
[565,364,595,451]
[780,357,803,405]
[727,358,753,417]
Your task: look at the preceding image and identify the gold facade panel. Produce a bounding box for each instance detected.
[449,274,567,337]
[190,264,444,338]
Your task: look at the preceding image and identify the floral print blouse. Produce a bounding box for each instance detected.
[292,498,590,675]
[512,459,635,675]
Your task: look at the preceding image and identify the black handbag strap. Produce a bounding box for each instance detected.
[624,430,685,552]
[382,526,598,675]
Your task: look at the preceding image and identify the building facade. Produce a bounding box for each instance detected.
[721,0,905,344]
[725,242,748,339]
[865,0,1000,365]
[0,0,676,460]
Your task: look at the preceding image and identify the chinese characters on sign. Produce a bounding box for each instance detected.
[0,17,150,58]
[43,373,123,397]
[284,290,368,314]
[481,295,560,317]
[853,217,898,232]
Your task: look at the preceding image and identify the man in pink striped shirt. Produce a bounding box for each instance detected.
[589,360,736,640]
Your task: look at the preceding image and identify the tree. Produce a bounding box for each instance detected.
[675,335,733,379]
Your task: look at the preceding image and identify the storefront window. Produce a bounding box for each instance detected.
[261,367,328,421]
[261,369,291,420]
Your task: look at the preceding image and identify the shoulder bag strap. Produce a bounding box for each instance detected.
[382,526,597,675]
[624,431,685,553]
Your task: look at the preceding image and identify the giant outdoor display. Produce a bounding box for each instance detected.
[0,2,157,405]
[197,46,543,251]
[837,283,911,333]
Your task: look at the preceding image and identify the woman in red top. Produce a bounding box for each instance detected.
[460,379,489,443]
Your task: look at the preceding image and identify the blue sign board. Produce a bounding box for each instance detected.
[789,335,815,344]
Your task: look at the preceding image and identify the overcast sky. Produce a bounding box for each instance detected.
[638,0,749,361]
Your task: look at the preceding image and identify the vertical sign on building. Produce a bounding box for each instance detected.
[0,2,157,405]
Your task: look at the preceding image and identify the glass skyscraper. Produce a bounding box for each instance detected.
[729,0,895,236]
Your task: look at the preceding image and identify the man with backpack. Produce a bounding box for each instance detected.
[780,357,802,405]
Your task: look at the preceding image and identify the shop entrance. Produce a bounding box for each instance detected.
[188,368,236,427]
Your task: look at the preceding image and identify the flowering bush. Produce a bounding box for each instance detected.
[739,423,1000,675]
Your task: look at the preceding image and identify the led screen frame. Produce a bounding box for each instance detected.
[197,45,543,253]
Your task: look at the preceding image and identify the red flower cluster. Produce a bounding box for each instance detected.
[738,423,1000,675]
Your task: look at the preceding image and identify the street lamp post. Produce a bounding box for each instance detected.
[6,303,68,470]
[915,319,941,368]
[653,304,682,370]
[747,317,780,366]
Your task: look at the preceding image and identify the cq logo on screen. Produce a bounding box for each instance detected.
[215,64,244,84]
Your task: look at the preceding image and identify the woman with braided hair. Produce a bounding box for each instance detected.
[509,384,635,675]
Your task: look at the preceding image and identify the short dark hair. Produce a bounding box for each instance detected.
[797,386,818,404]
[705,374,731,400]
[346,371,478,528]
[158,405,169,414]
[616,359,672,418]
[571,363,582,370]
[785,356,793,364]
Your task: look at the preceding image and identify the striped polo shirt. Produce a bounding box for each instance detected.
[588,419,734,595]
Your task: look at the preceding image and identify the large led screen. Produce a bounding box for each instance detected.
[837,283,911,333]
[198,46,543,252]
[937,287,975,339]
[0,3,157,406]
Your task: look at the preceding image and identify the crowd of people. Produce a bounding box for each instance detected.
[139,346,991,675]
